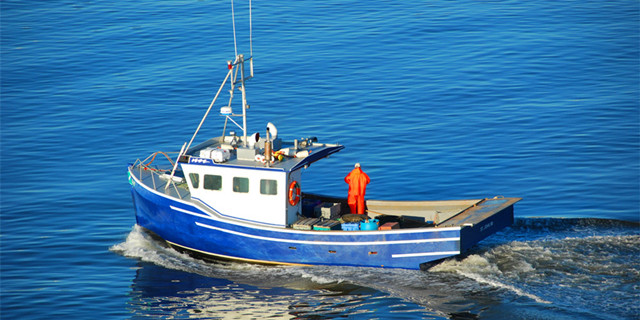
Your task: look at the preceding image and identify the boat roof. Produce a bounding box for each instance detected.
[183,137,344,173]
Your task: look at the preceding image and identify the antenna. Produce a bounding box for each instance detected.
[230,0,238,57]
[249,0,253,77]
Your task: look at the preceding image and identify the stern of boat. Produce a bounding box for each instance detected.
[450,197,520,251]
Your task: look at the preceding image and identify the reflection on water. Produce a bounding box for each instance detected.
[129,263,443,320]
[3,0,637,318]
[122,227,445,319]
[117,219,640,319]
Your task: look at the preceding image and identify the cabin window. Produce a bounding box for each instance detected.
[189,173,200,189]
[233,177,249,193]
[260,179,277,195]
[203,174,222,191]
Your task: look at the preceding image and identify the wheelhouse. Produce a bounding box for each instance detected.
[178,136,344,227]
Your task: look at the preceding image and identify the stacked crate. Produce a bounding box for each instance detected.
[314,203,340,220]
[312,220,341,231]
[292,218,320,230]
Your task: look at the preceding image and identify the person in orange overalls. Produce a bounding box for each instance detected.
[344,163,370,214]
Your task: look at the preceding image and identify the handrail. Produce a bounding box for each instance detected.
[130,153,189,200]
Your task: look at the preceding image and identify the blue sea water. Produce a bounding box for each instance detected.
[1,0,639,319]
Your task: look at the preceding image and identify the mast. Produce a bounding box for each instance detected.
[219,54,252,145]
[225,0,254,146]
[163,0,254,190]
[239,54,249,147]
[180,0,255,155]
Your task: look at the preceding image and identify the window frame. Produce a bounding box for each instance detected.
[233,177,249,193]
[203,174,223,191]
[189,173,200,189]
[260,179,278,195]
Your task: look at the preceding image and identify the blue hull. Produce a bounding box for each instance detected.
[130,170,514,270]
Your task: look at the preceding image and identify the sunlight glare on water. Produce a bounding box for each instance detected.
[1,0,638,319]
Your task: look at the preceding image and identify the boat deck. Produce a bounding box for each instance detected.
[130,163,518,231]
[366,199,481,225]
[440,197,521,227]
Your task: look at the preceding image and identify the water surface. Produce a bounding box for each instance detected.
[1,0,638,319]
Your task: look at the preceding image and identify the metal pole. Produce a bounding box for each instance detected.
[239,54,248,147]
[220,116,229,143]
[165,142,186,191]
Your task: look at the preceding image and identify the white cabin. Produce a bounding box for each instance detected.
[179,136,343,227]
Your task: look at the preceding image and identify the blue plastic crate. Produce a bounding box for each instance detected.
[341,222,360,231]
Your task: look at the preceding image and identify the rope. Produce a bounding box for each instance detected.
[143,151,175,167]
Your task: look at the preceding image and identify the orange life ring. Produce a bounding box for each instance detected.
[288,181,301,206]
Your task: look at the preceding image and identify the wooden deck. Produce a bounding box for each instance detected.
[366,199,481,225]
[367,197,521,228]
[441,197,522,227]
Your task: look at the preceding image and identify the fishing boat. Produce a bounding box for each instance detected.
[126,4,520,270]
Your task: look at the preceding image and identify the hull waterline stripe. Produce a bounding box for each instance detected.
[172,205,215,220]
[169,205,462,235]
[392,251,460,258]
[166,240,311,266]
[195,221,460,246]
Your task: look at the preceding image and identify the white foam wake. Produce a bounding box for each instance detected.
[109,225,209,274]
[430,252,551,304]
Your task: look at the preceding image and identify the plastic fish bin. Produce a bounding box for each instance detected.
[360,219,379,231]
[341,222,360,231]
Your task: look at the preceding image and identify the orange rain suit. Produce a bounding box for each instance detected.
[344,167,370,214]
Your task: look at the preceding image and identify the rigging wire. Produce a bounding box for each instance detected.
[249,0,253,58]
[231,0,252,60]
[165,0,253,180]
[231,0,238,57]
[184,68,234,154]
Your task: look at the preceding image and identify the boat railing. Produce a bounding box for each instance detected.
[130,151,188,200]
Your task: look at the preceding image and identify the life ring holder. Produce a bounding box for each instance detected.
[288,181,301,206]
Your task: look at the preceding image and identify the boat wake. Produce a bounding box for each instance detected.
[110,225,212,275]
[430,254,551,304]
[110,225,366,291]
[111,218,640,319]
[428,218,640,318]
